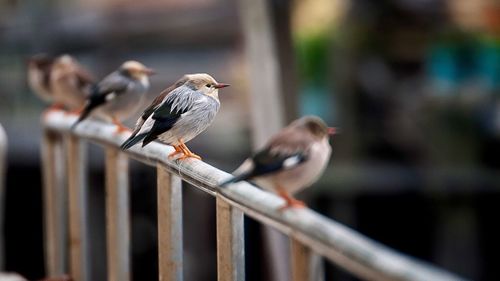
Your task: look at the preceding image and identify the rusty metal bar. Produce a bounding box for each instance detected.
[66,134,89,281]
[41,129,68,276]
[105,147,130,281]
[157,165,183,281]
[216,197,245,281]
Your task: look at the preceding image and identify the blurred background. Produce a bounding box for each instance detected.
[1,0,500,280]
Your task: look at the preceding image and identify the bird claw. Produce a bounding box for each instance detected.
[177,153,202,161]
[278,200,307,211]
[114,126,130,134]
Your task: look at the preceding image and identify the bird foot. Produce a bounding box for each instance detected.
[276,188,306,211]
[42,103,65,118]
[65,107,84,116]
[278,199,306,211]
[175,142,202,160]
[177,152,202,161]
[114,125,131,134]
[111,118,130,134]
[168,146,184,159]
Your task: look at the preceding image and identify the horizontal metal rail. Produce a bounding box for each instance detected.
[42,110,466,281]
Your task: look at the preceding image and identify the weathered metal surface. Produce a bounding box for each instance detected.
[44,111,467,281]
[41,129,68,276]
[0,124,6,269]
[157,165,183,281]
[105,147,130,281]
[66,135,89,281]
[216,197,245,281]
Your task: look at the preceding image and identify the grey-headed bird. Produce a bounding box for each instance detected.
[27,54,56,107]
[72,60,154,132]
[50,54,95,113]
[120,73,229,160]
[221,116,336,209]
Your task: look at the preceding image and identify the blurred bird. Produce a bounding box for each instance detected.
[27,54,57,108]
[221,116,336,209]
[120,73,229,160]
[72,60,154,133]
[50,54,95,113]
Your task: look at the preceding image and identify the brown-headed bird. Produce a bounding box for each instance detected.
[120,73,229,160]
[221,116,336,209]
[27,54,57,108]
[50,54,95,113]
[72,61,154,133]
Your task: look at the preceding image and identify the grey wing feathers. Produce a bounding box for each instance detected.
[95,72,129,96]
[121,85,199,149]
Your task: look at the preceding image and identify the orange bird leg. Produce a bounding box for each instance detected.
[42,103,65,118]
[112,116,130,134]
[177,141,202,160]
[48,103,65,111]
[168,145,184,159]
[276,187,306,211]
[65,106,85,116]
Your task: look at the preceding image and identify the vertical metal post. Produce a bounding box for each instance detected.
[0,123,7,270]
[157,165,183,281]
[291,238,323,281]
[41,129,68,276]
[66,135,89,281]
[105,148,130,281]
[216,196,245,281]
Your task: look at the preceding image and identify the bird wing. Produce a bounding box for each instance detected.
[72,72,129,127]
[251,129,313,175]
[140,85,201,146]
[93,72,129,98]
[129,77,188,137]
[221,128,312,186]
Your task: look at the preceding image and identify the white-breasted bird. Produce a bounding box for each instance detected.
[221,116,336,209]
[120,73,230,160]
[27,54,56,106]
[50,54,95,113]
[72,60,154,132]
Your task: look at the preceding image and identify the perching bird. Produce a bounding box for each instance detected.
[72,60,154,133]
[50,54,95,113]
[221,116,336,209]
[120,73,229,160]
[27,54,56,107]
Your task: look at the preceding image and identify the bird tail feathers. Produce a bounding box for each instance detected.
[120,133,148,150]
[220,159,255,187]
[219,171,253,187]
[71,106,92,130]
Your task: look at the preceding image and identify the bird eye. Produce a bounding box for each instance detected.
[205,84,211,88]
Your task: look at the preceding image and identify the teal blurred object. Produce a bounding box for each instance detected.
[295,33,336,121]
[476,38,500,91]
[427,43,462,95]
[299,84,334,122]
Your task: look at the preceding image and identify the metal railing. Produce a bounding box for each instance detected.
[40,110,466,281]
[0,123,7,270]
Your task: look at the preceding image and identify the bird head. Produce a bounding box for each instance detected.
[28,53,54,70]
[295,116,337,140]
[120,61,155,80]
[183,73,230,99]
[51,54,78,73]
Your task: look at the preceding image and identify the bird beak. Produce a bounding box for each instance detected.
[327,127,338,136]
[214,83,230,89]
[141,68,156,76]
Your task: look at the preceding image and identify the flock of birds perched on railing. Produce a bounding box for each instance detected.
[28,54,337,210]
